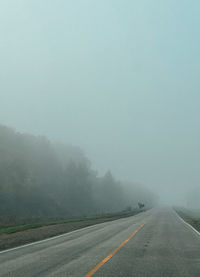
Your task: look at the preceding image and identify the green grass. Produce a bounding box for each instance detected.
[174,207,200,232]
[0,210,141,235]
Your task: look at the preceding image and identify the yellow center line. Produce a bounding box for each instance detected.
[84,222,146,277]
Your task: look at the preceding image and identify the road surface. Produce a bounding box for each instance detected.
[1,208,200,276]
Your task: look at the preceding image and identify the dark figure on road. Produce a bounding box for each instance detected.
[138,202,145,209]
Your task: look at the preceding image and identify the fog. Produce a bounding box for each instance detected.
[1,0,200,208]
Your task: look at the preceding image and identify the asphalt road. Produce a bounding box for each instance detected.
[1,208,200,277]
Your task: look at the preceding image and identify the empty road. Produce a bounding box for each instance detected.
[1,208,200,277]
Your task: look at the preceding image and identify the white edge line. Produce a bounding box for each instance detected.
[0,221,108,255]
[0,211,147,255]
[174,210,200,236]
[0,213,138,255]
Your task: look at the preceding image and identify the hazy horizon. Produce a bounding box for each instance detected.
[1,0,200,206]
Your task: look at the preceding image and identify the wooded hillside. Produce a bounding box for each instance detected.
[0,125,157,220]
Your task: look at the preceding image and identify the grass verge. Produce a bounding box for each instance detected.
[174,207,200,232]
[0,209,146,251]
[0,209,143,235]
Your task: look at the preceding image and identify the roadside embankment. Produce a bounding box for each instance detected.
[174,207,200,232]
[0,210,145,251]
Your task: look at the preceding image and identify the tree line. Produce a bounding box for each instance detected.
[0,124,157,220]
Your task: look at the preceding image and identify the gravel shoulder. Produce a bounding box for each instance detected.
[0,212,141,251]
[174,207,200,232]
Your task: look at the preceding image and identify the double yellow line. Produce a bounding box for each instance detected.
[85,223,146,277]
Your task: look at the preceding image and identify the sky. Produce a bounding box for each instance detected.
[1,0,200,204]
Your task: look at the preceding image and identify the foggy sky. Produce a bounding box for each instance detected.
[1,0,200,205]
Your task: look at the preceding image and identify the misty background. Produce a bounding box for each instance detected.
[1,0,200,207]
